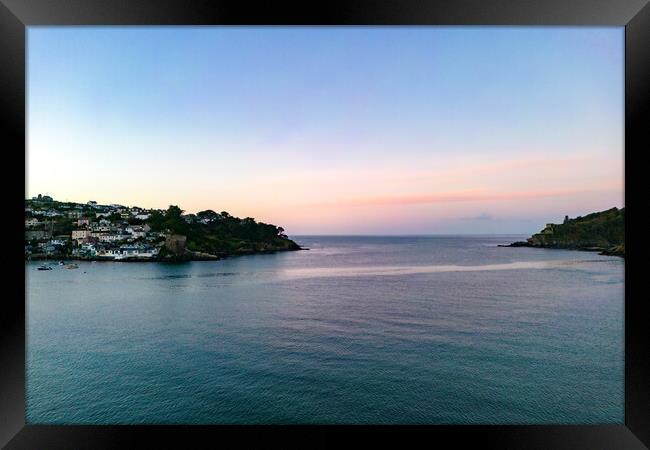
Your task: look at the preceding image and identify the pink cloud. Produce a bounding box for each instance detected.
[308,188,594,208]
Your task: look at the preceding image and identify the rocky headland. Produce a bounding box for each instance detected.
[500,207,624,258]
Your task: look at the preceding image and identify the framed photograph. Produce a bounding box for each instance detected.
[2,0,648,448]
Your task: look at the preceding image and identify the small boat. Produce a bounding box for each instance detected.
[37,264,53,271]
[64,263,79,269]
[58,260,65,266]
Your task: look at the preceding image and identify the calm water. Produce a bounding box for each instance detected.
[26,236,624,424]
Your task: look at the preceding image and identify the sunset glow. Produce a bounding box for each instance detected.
[27,27,624,234]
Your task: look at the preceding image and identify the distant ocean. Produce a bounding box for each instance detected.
[26,235,624,424]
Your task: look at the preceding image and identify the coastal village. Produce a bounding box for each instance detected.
[25,194,301,265]
[26,195,170,261]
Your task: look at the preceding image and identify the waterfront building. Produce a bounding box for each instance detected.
[71,229,91,243]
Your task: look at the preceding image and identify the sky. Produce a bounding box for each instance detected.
[27,27,624,235]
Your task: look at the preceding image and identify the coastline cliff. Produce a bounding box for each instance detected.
[502,207,624,258]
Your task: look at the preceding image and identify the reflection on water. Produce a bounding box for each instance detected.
[276,259,614,281]
[135,258,618,284]
[26,235,624,424]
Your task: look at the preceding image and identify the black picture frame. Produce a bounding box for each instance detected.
[1,1,648,448]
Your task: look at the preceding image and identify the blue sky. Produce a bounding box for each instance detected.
[27,27,624,234]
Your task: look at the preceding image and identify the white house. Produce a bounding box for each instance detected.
[94,245,160,259]
[91,225,112,232]
[119,245,160,259]
[126,225,147,238]
[101,234,129,243]
[91,232,128,243]
[81,243,97,256]
[96,248,121,258]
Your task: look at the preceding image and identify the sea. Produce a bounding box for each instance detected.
[26,235,624,424]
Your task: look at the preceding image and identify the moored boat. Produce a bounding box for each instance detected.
[37,264,53,271]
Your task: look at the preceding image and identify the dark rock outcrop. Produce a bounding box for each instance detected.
[165,234,187,255]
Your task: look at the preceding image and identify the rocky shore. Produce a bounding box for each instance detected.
[500,207,624,258]
[500,241,625,257]
[27,243,304,263]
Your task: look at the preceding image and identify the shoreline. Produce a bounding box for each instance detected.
[498,242,624,258]
[26,246,307,263]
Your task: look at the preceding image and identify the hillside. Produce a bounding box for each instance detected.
[149,206,303,258]
[504,207,625,257]
[25,196,303,261]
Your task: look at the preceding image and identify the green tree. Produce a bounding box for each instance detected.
[162,205,188,234]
